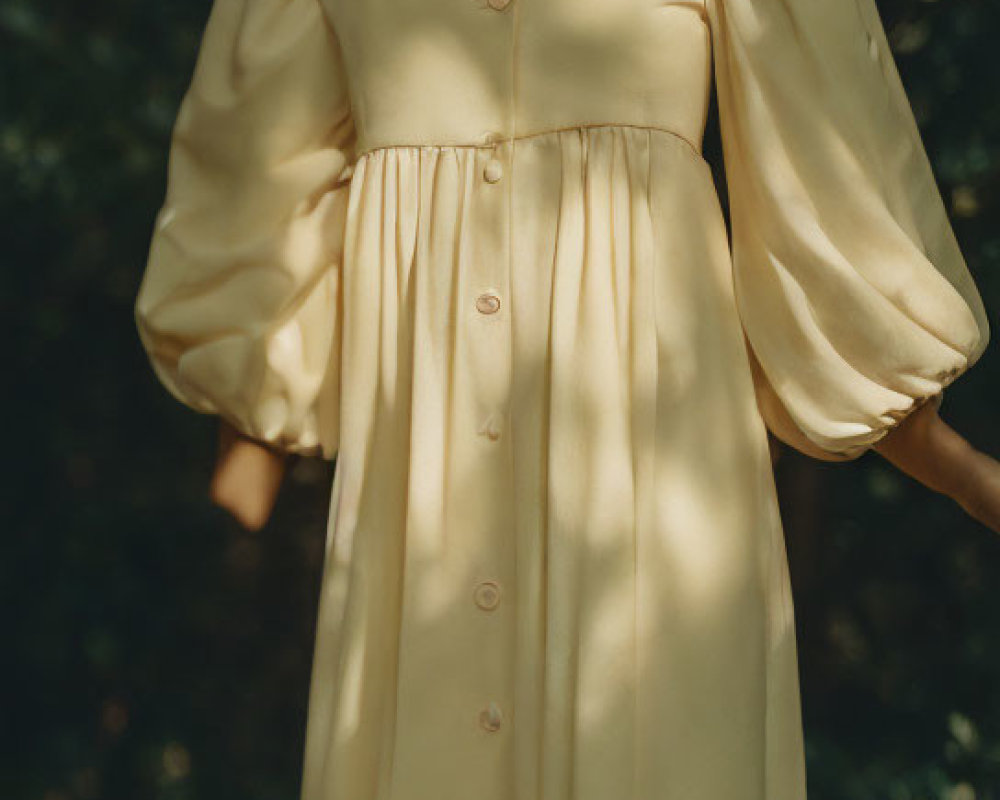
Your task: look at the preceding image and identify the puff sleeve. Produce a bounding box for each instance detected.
[134,0,357,460]
[707,0,990,460]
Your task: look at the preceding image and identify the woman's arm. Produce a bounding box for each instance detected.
[873,402,1000,534]
[210,420,287,532]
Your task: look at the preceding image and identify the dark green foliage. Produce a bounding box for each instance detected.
[3,0,998,797]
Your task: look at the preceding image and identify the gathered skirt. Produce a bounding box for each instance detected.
[300,123,805,800]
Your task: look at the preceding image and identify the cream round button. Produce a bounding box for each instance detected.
[479,701,503,732]
[487,0,512,10]
[473,580,501,610]
[483,158,503,183]
[866,32,879,62]
[475,292,501,314]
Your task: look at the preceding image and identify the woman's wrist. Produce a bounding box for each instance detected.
[874,401,973,501]
[211,419,288,531]
[873,402,945,490]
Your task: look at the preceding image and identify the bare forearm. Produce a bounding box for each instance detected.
[873,401,1000,532]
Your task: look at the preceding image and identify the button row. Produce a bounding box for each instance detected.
[473,105,506,741]
[473,286,502,445]
[475,578,502,732]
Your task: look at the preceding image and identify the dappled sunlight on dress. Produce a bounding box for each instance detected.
[134,0,989,798]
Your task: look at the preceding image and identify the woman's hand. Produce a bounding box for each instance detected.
[873,399,1000,534]
[209,419,288,531]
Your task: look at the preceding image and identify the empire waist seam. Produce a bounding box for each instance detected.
[353,121,704,163]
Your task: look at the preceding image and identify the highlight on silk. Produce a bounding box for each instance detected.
[4,0,1000,798]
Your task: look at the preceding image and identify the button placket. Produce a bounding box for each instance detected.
[380,12,516,782]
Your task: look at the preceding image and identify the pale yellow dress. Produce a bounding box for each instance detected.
[134,0,991,797]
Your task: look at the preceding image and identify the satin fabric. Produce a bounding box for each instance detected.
[134,1,990,798]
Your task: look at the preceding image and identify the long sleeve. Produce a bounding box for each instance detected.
[707,0,990,460]
[134,0,357,460]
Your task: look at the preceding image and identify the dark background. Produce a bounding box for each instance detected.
[3,0,1000,798]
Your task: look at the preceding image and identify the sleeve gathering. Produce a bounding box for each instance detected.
[134,0,357,460]
[707,0,990,460]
